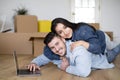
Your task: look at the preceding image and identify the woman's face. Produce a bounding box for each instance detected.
[55,23,73,39]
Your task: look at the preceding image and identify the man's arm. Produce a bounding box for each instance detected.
[66,46,92,77]
[27,54,51,71]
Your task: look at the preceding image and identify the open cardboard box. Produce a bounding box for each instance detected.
[0,33,47,55]
[29,33,47,56]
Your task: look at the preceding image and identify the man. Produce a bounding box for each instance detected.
[28,32,114,77]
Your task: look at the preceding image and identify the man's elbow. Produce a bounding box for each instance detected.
[81,70,91,77]
[78,68,91,77]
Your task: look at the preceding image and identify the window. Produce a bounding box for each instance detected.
[71,0,100,23]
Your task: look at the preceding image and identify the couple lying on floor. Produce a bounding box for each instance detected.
[27,18,120,77]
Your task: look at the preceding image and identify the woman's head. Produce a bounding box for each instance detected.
[51,18,74,39]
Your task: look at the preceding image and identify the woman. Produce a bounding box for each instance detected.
[50,17,120,63]
[51,18,105,54]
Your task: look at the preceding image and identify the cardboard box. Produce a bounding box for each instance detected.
[29,32,48,56]
[89,23,100,30]
[0,33,32,54]
[105,32,113,41]
[14,15,38,33]
[29,37,45,56]
[0,32,48,55]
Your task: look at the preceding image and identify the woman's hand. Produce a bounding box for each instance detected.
[60,57,69,71]
[70,40,89,51]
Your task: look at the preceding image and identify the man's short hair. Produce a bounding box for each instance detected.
[44,32,58,45]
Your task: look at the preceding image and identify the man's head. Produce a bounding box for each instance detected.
[44,32,66,57]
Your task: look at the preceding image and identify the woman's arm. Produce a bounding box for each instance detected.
[43,46,60,60]
[70,40,89,51]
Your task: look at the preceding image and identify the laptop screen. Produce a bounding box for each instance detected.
[13,51,19,73]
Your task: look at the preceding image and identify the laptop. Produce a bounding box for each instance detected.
[13,51,41,76]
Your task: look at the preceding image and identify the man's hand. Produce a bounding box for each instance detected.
[27,63,40,72]
[60,57,69,71]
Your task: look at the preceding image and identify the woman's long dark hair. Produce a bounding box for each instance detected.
[51,17,96,34]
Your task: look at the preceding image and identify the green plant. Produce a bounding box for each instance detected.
[14,7,28,15]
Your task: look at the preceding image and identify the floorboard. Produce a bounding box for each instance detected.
[0,54,120,80]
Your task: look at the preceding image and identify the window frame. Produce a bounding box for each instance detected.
[70,0,100,23]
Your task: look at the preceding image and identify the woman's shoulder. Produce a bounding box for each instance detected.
[78,22,90,26]
[77,22,96,31]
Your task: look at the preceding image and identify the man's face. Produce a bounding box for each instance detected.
[48,36,66,57]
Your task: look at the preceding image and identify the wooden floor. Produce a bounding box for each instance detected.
[0,54,120,80]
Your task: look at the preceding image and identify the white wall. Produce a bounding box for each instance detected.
[100,0,120,44]
[0,0,71,32]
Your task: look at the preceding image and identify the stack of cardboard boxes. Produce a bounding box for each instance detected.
[14,15,48,56]
[0,15,48,56]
